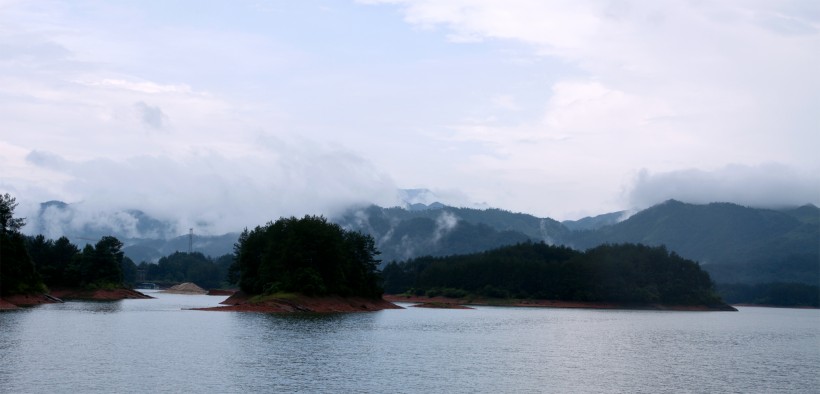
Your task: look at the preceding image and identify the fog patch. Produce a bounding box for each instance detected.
[433,211,458,243]
[627,164,820,209]
[18,143,400,237]
[538,218,555,245]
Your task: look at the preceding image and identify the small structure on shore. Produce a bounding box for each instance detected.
[161,282,207,295]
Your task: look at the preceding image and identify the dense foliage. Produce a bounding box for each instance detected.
[1,194,45,295]
[231,216,382,298]
[383,242,724,306]
[26,234,128,289]
[26,233,233,290]
[137,252,233,289]
[1,232,45,295]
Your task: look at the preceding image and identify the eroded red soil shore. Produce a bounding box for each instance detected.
[195,292,403,313]
[384,294,737,311]
[49,288,153,300]
[1,288,152,309]
[1,293,61,308]
[0,297,22,310]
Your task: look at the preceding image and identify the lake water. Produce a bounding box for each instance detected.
[1,291,818,393]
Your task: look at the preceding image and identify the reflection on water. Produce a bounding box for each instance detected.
[1,293,818,393]
[54,300,124,314]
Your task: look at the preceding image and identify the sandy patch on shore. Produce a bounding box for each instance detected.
[161,282,207,295]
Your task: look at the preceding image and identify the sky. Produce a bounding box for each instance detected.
[1,0,818,236]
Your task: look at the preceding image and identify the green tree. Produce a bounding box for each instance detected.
[89,236,125,285]
[121,256,138,286]
[232,215,383,298]
[0,193,26,235]
[52,236,81,287]
[71,236,125,288]
[0,194,44,295]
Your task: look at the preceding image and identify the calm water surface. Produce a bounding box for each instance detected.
[1,291,818,393]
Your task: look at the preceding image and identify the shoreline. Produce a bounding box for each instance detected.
[194,292,403,313]
[731,303,819,310]
[49,288,153,301]
[384,294,738,311]
[1,288,152,310]
[1,293,62,308]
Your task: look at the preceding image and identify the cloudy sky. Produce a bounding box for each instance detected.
[1,0,818,234]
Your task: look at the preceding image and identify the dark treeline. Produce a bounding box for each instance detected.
[2,194,46,295]
[717,282,819,307]
[231,215,382,298]
[2,193,233,294]
[29,236,234,290]
[26,234,128,289]
[138,252,234,289]
[383,241,724,306]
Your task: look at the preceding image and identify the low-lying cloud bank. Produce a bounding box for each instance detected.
[14,142,402,238]
[627,164,820,210]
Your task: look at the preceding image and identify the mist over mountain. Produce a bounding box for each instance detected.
[334,205,556,263]
[561,211,627,231]
[627,165,820,211]
[23,200,238,264]
[568,200,819,284]
[30,200,179,242]
[337,200,819,286]
[19,195,818,287]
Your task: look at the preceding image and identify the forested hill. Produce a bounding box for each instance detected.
[337,201,819,287]
[334,205,565,264]
[382,242,730,308]
[568,200,819,285]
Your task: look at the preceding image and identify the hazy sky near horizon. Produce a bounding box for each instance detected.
[1,0,818,234]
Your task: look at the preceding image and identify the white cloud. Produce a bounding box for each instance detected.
[1,0,818,228]
[366,0,820,218]
[627,164,820,209]
[16,142,399,236]
[80,79,194,95]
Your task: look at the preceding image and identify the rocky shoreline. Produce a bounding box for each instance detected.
[384,295,738,311]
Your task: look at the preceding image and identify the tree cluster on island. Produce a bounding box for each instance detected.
[382,241,727,306]
[229,215,383,298]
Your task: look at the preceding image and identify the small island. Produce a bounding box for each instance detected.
[199,215,401,313]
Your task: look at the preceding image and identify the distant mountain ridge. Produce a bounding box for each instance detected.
[336,200,819,286]
[567,200,819,284]
[562,211,626,231]
[23,199,819,286]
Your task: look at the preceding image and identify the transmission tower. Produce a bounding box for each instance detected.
[188,228,193,254]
